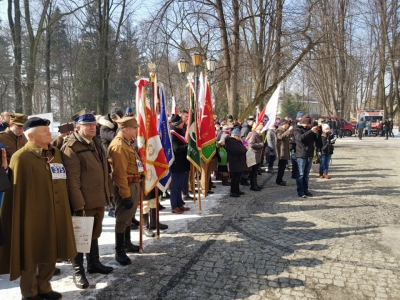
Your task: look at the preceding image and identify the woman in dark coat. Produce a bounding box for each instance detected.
[225,128,248,197]
[248,123,265,191]
[319,124,334,179]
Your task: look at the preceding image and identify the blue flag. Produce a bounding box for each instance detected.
[157,84,175,192]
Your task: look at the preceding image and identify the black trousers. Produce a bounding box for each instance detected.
[249,164,258,179]
[230,172,242,194]
[358,129,363,139]
[276,159,287,183]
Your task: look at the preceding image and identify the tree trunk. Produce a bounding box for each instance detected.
[45,3,52,112]
[8,0,23,113]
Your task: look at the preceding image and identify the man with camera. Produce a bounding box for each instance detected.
[293,114,319,198]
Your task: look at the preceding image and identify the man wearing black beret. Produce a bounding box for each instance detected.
[0,117,77,300]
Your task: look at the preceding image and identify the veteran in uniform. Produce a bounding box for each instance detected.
[61,111,113,289]
[0,113,28,164]
[0,117,77,300]
[108,117,142,266]
[0,113,28,207]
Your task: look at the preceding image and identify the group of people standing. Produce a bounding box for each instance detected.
[0,107,339,300]
[0,108,163,300]
[215,112,335,199]
[356,117,394,139]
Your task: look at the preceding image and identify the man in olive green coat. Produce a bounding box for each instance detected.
[61,110,113,289]
[0,113,28,164]
[0,117,77,300]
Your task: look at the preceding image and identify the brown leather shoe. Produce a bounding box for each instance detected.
[179,206,190,211]
[171,208,184,214]
[323,172,330,179]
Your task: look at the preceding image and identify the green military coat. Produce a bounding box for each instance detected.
[0,141,77,280]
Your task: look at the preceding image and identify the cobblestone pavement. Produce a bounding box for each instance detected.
[1,136,400,299]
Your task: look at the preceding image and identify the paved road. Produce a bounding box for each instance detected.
[1,136,400,299]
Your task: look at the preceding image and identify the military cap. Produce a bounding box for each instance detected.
[71,109,96,124]
[23,117,51,131]
[10,113,28,126]
[115,117,140,128]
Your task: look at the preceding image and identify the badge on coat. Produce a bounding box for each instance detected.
[136,159,144,173]
[49,163,67,180]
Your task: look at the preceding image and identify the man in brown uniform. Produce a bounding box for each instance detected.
[0,113,28,208]
[0,117,77,300]
[0,113,28,164]
[108,116,142,266]
[61,110,113,289]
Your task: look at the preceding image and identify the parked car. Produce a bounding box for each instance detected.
[311,116,355,136]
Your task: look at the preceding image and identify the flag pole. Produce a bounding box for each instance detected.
[203,160,208,197]
[191,164,196,204]
[155,187,160,239]
[139,180,144,250]
[149,69,161,240]
[196,169,202,214]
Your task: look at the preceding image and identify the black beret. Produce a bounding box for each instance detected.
[170,114,183,126]
[23,117,51,131]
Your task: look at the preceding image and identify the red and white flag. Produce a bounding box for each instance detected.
[171,96,178,115]
[136,78,169,195]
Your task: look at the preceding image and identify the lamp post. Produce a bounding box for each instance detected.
[177,52,217,100]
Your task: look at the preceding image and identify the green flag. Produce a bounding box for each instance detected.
[186,85,201,170]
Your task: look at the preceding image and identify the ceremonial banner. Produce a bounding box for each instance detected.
[157,84,175,192]
[136,78,169,195]
[200,78,216,162]
[261,84,281,132]
[186,84,201,170]
[171,96,178,115]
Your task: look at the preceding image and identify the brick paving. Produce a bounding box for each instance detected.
[1,136,400,299]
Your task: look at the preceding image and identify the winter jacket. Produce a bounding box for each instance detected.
[293,124,317,159]
[240,121,252,139]
[61,132,110,212]
[98,114,118,153]
[248,132,264,163]
[225,136,247,173]
[321,134,334,155]
[170,126,190,173]
[275,126,291,160]
[266,129,277,156]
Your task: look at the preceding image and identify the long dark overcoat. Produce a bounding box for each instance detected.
[0,141,77,280]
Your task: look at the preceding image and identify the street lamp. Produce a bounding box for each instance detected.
[206,56,217,78]
[177,58,189,79]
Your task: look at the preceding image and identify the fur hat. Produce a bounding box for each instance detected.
[170,114,183,126]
